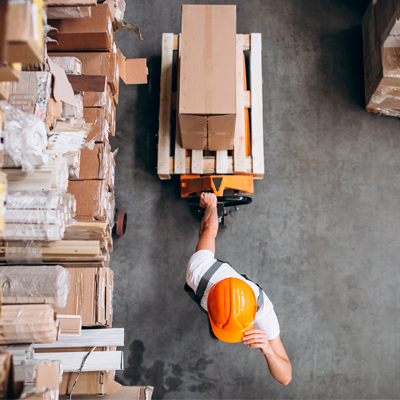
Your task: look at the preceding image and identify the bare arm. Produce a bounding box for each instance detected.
[243,330,292,386]
[195,193,219,254]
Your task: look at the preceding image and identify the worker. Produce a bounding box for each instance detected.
[185,193,292,386]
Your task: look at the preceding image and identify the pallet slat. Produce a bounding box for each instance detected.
[174,34,186,174]
[234,34,246,173]
[216,150,228,174]
[250,33,264,175]
[157,33,174,179]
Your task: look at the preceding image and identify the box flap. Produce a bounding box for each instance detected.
[179,114,207,150]
[117,49,147,84]
[207,114,235,150]
[48,58,77,107]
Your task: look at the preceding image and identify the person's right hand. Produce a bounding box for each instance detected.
[199,192,217,209]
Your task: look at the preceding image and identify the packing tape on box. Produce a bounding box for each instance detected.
[5,241,42,265]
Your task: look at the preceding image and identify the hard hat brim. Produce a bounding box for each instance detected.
[209,317,254,343]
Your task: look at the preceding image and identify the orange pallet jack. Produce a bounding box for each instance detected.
[180,55,254,226]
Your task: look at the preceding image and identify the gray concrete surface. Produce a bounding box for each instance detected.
[111,0,400,398]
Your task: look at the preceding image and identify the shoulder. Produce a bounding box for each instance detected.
[186,250,216,283]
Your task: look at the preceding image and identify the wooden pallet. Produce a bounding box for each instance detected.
[157,33,264,180]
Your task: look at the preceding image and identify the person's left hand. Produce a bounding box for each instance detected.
[242,329,273,356]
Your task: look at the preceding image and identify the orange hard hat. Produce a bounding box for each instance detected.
[207,277,257,343]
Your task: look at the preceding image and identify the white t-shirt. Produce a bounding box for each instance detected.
[186,250,280,340]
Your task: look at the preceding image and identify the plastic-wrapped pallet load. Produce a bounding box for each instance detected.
[0,265,71,309]
[0,101,47,171]
[4,190,76,241]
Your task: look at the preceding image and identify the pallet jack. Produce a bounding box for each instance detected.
[179,56,254,226]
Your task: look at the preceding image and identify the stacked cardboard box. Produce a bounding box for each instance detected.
[48,4,147,227]
[363,0,400,116]
[179,5,237,150]
[0,1,152,398]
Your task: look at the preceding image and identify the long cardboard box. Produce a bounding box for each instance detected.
[67,179,108,222]
[59,371,153,399]
[83,107,109,142]
[6,0,45,63]
[47,4,115,52]
[75,143,108,180]
[50,52,119,94]
[57,267,111,326]
[179,5,236,151]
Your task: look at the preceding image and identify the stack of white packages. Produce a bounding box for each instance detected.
[6,152,69,191]
[5,190,76,241]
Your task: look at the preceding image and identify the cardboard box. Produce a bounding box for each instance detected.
[47,4,115,52]
[0,63,21,82]
[58,267,109,326]
[363,0,400,114]
[0,1,7,64]
[50,52,119,94]
[50,56,82,75]
[83,85,115,133]
[59,371,116,396]
[67,179,108,221]
[8,72,52,122]
[6,0,44,63]
[59,371,153,399]
[179,5,236,151]
[75,143,108,180]
[83,108,109,142]
[0,82,8,102]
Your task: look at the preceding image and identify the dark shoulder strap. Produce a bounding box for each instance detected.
[241,274,264,312]
[195,259,225,300]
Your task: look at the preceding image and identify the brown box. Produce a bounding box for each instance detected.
[47,4,115,52]
[363,0,400,114]
[50,52,119,94]
[76,143,108,180]
[0,1,7,64]
[83,108,109,142]
[59,371,116,396]
[58,267,109,326]
[67,180,108,221]
[83,84,112,107]
[178,5,236,151]
[0,82,8,102]
[0,63,20,82]
[83,84,115,135]
[6,0,44,63]
[59,372,153,399]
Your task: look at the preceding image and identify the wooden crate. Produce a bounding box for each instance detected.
[157,33,264,179]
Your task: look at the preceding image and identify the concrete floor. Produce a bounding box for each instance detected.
[111,0,400,398]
